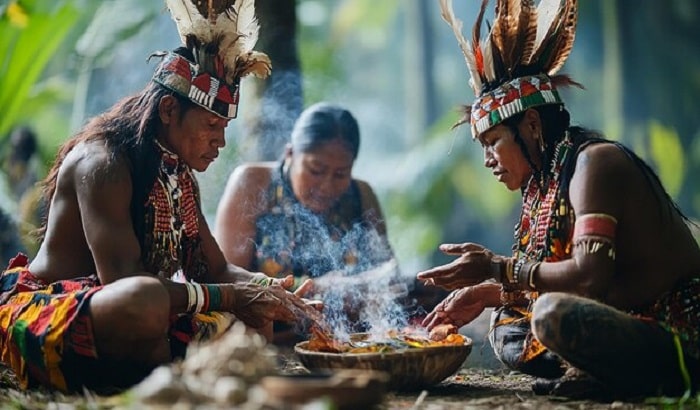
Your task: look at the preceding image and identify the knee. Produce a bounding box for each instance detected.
[96,276,170,338]
[531,292,575,350]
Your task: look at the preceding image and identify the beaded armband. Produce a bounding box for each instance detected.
[573,213,617,260]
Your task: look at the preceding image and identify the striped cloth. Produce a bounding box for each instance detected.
[0,254,235,392]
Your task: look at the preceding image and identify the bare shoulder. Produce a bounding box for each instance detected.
[569,142,639,218]
[219,162,275,213]
[227,162,275,189]
[574,142,633,177]
[62,139,130,191]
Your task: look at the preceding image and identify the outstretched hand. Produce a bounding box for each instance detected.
[229,278,325,330]
[416,242,495,290]
[422,286,486,330]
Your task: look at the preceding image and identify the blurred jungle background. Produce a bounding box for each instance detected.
[1,0,699,338]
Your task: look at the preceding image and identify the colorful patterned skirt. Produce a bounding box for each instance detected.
[0,254,235,392]
[634,276,700,360]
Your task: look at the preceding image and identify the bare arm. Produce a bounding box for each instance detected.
[416,145,629,302]
[533,143,626,300]
[356,179,389,237]
[74,148,150,284]
[71,146,193,313]
[214,164,270,269]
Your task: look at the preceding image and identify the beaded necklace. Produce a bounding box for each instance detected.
[513,133,575,264]
[142,141,207,279]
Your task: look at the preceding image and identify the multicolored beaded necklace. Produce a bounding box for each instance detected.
[513,132,575,264]
[497,132,577,362]
[142,141,207,279]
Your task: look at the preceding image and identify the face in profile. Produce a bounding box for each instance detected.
[478,124,533,191]
[161,99,229,172]
[287,137,355,213]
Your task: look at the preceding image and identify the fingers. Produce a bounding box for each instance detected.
[303,298,324,311]
[423,308,449,330]
[278,275,295,289]
[439,242,484,255]
[422,310,437,328]
[294,278,314,297]
[416,260,457,280]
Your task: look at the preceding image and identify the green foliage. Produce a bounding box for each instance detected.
[75,0,158,63]
[648,120,685,198]
[331,0,399,42]
[0,1,80,141]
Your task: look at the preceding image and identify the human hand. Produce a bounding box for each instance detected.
[416,242,495,290]
[227,281,326,330]
[248,272,291,288]
[421,286,486,330]
[294,278,324,311]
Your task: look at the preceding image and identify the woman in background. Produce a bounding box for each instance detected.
[215,102,406,344]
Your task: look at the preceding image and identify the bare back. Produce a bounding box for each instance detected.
[569,143,700,309]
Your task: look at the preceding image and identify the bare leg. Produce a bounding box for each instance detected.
[89,276,172,366]
[531,292,692,397]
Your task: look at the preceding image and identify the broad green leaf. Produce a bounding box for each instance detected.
[0,2,79,138]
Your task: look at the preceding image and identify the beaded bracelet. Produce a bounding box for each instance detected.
[490,256,511,284]
[184,282,227,313]
[517,260,541,290]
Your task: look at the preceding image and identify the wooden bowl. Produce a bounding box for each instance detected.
[294,333,472,391]
[260,370,388,409]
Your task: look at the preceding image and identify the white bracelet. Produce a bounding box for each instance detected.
[193,282,205,313]
[184,282,196,313]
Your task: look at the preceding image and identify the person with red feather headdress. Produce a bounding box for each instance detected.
[418,0,700,400]
[0,0,321,393]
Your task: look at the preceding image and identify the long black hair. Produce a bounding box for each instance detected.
[40,47,197,243]
[502,104,690,223]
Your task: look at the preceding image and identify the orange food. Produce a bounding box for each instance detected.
[429,324,458,341]
[305,328,466,354]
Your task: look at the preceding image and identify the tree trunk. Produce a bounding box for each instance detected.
[403,0,437,144]
[241,0,303,161]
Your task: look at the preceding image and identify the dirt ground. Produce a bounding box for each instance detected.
[0,360,689,409]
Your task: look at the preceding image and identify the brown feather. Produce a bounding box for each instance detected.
[451,105,472,130]
[516,0,537,67]
[544,0,577,75]
[527,0,562,66]
[550,73,585,89]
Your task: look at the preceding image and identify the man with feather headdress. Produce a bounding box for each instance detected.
[418,0,700,399]
[0,0,320,393]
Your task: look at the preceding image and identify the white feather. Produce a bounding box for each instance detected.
[529,0,561,64]
[439,0,482,93]
[165,0,211,44]
[481,39,496,82]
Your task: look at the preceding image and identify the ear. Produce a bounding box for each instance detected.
[158,95,179,125]
[284,143,293,160]
[522,108,542,136]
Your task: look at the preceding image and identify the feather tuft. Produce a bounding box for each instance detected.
[164,0,270,83]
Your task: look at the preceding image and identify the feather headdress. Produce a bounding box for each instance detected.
[152,0,271,119]
[439,0,582,137]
